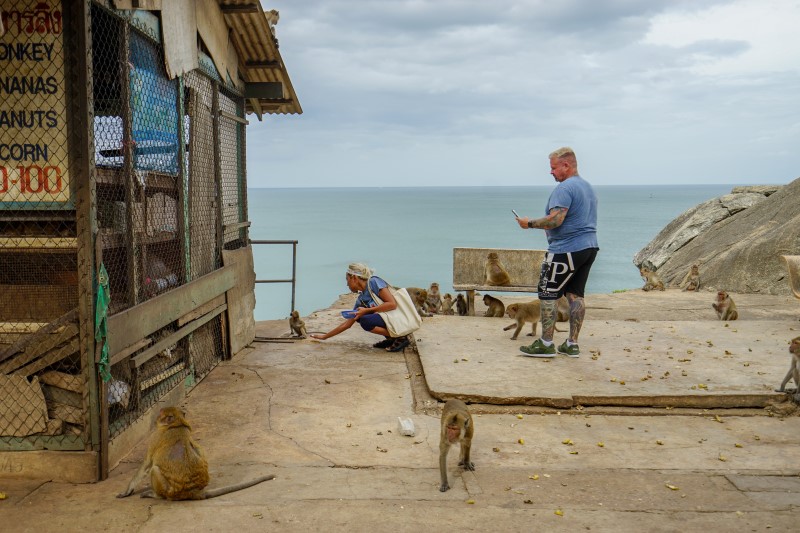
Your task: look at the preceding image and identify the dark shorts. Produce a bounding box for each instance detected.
[358,313,386,332]
[537,248,599,300]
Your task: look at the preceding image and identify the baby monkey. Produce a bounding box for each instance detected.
[776,336,800,397]
[439,399,474,492]
[117,407,274,500]
[441,293,455,315]
[289,310,307,338]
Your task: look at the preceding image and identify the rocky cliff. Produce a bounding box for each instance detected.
[634,178,800,295]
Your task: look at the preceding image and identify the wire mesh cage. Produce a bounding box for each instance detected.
[2,1,250,447]
[1,0,85,449]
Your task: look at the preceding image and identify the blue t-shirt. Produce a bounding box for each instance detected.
[544,175,598,253]
[354,276,389,309]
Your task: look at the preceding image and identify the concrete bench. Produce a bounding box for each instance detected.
[781,255,800,300]
[452,247,546,316]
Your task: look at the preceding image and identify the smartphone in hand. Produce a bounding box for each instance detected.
[511,209,520,218]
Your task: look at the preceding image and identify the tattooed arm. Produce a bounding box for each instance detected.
[516,207,568,230]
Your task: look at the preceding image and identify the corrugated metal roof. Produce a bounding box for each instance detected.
[218,1,302,117]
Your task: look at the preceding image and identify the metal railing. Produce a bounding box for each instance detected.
[251,240,298,313]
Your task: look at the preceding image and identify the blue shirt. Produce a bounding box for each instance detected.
[354,276,389,309]
[544,175,598,253]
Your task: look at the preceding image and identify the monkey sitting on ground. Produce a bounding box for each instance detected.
[425,282,443,314]
[117,407,274,500]
[289,310,307,338]
[455,294,468,316]
[439,399,474,492]
[503,300,566,340]
[681,263,701,292]
[484,252,511,286]
[441,293,455,315]
[776,336,800,397]
[406,287,431,317]
[639,267,665,291]
[483,294,505,317]
[712,290,738,320]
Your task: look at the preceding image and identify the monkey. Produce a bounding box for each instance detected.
[441,293,455,315]
[712,290,738,320]
[639,267,665,291]
[425,282,443,314]
[484,252,511,286]
[406,287,431,317]
[680,263,701,292]
[503,301,566,340]
[289,310,307,338]
[483,294,505,317]
[455,294,468,316]
[776,336,800,396]
[439,399,474,492]
[117,407,274,500]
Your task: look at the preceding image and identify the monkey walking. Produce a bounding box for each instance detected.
[439,399,474,492]
[289,310,308,338]
[503,300,566,340]
[776,336,800,396]
[117,407,275,500]
[483,294,505,317]
[712,290,738,320]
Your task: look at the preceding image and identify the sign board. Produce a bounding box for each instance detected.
[0,0,71,209]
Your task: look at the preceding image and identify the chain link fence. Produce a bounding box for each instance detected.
[2,2,248,447]
[1,0,84,448]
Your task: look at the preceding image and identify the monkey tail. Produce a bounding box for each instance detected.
[203,474,275,498]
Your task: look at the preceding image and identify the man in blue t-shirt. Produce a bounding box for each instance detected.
[515,147,599,358]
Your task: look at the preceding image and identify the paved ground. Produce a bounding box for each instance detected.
[1,289,799,532]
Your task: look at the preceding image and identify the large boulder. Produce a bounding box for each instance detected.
[634,179,800,295]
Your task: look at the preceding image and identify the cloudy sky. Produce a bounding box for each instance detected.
[247,0,800,187]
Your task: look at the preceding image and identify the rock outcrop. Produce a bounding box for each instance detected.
[634,179,800,295]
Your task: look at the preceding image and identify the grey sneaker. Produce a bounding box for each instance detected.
[520,338,556,357]
[557,341,580,358]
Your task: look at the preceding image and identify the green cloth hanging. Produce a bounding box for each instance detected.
[95,263,111,382]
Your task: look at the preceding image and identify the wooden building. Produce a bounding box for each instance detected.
[0,0,301,481]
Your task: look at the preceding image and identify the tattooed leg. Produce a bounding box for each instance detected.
[540,300,557,342]
[566,293,585,343]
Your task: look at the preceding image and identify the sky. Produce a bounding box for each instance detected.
[247,0,800,187]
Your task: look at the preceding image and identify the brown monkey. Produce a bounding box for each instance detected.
[439,399,474,492]
[406,287,431,317]
[483,294,505,317]
[712,290,738,320]
[455,294,468,316]
[441,293,455,315]
[555,295,570,322]
[639,267,665,291]
[289,310,307,338]
[681,263,701,292]
[117,407,274,500]
[425,282,443,314]
[484,252,511,286]
[503,301,565,340]
[776,336,800,395]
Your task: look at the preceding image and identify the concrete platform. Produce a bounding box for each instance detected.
[417,290,798,409]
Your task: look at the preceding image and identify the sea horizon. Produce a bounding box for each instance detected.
[248,183,746,321]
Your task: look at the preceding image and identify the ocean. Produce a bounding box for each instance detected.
[247,185,734,321]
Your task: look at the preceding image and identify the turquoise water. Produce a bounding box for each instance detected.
[248,185,734,321]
